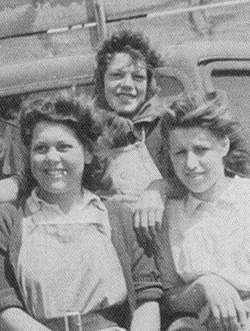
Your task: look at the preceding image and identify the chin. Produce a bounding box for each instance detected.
[185,183,211,195]
[43,185,68,195]
[117,108,140,118]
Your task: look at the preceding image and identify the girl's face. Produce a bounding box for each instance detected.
[169,127,229,200]
[104,52,147,117]
[30,121,92,198]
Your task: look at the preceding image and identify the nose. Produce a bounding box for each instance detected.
[185,151,199,171]
[120,73,135,89]
[45,147,60,163]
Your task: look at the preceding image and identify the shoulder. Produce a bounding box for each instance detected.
[230,176,250,200]
[103,200,137,248]
[103,200,133,230]
[0,202,22,224]
[165,196,185,215]
[161,197,185,230]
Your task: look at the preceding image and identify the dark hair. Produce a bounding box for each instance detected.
[161,90,250,178]
[94,30,164,109]
[20,94,103,193]
[0,94,22,121]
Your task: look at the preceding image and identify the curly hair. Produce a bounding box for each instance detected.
[94,29,164,109]
[161,90,250,178]
[20,94,104,193]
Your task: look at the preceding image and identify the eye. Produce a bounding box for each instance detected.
[195,146,209,155]
[110,72,123,79]
[32,144,48,154]
[174,149,186,157]
[133,74,147,81]
[57,143,73,152]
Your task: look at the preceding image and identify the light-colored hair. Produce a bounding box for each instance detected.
[161,90,250,177]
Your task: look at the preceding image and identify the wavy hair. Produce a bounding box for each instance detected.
[94,29,164,109]
[161,90,250,178]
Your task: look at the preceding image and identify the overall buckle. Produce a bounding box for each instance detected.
[64,311,83,331]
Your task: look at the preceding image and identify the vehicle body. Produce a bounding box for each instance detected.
[0,0,249,327]
[0,0,250,141]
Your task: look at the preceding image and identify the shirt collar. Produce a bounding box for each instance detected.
[25,187,106,215]
[185,194,203,217]
[185,177,236,217]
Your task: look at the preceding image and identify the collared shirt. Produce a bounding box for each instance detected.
[160,176,250,291]
[17,188,127,320]
[96,137,162,210]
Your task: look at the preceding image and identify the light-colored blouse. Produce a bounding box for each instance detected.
[96,136,162,210]
[165,176,250,291]
[17,189,127,320]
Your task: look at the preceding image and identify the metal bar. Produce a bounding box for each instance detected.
[148,0,250,19]
[94,0,107,42]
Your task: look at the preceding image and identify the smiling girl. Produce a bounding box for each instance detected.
[155,91,250,331]
[0,95,162,331]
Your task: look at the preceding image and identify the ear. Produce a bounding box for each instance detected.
[84,148,93,164]
[220,136,230,157]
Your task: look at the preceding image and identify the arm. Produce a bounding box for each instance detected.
[130,220,162,331]
[130,301,160,331]
[0,308,51,331]
[165,274,248,331]
[134,179,167,240]
[134,178,187,239]
[110,202,162,330]
[0,177,19,202]
[163,279,206,314]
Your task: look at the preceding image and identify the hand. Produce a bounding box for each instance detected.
[204,313,241,331]
[196,274,249,331]
[134,189,164,241]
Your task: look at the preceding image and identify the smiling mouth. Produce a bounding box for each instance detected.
[43,169,68,177]
[117,93,136,102]
[185,172,206,179]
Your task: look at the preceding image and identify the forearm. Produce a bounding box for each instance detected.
[0,308,51,331]
[145,179,166,198]
[164,281,207,315]
[130,301,160,331]
[145,178,185,200]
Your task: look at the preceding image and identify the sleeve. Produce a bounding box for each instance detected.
[0,123,28,191]
[154,211,185,291]
[130,237,163,303]
[117,204,163,303]
[0,204,24,312]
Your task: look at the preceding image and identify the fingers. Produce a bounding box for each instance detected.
[226,299,239,331]
[134,209,153,242]
[210,297,245,331]
[155,209,163,231]
[236,299,248,330]
[133,207,164,241]
[133,209,140,229]
[205,315,222,331]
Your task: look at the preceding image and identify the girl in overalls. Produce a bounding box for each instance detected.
[91,30,183,213]
[0,94,162,331]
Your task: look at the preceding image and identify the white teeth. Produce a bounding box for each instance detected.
[118,93,136,99]
[186,173,205,179]
[44,169,67,176]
